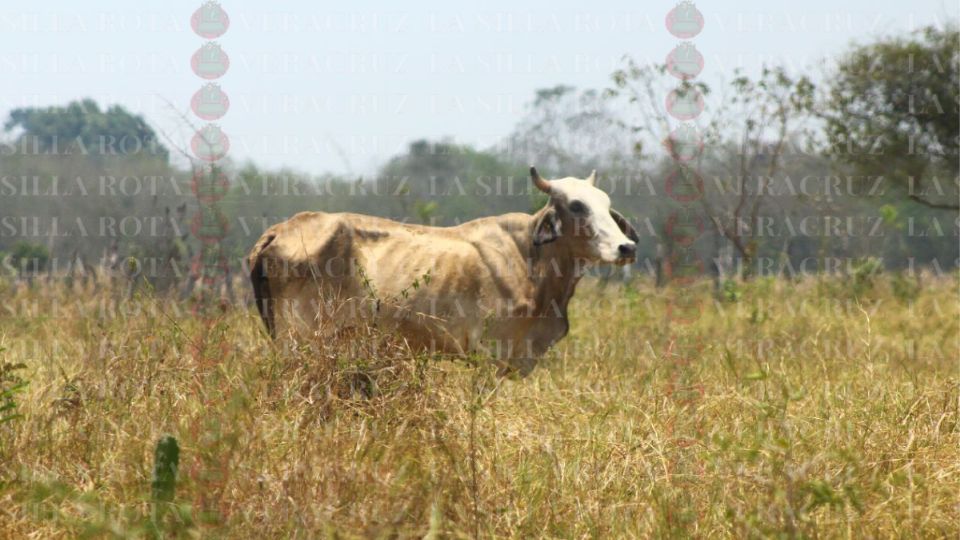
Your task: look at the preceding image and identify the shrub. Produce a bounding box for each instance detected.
[0,358,28,425]
[8,242,50,276]
[720,279,742,303]
[890,271,922,304]
[847,257,883,297]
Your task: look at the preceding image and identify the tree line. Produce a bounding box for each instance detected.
[0,25,956,294]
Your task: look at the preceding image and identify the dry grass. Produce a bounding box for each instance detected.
[0,274,958,538]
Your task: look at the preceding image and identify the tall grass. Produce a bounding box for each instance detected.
[0,274,957,538]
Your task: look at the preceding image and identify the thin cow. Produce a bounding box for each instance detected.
[248,167,638,375]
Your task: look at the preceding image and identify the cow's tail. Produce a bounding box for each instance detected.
[249,233,277,339]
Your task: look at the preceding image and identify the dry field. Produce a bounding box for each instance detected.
[0,274,958,538]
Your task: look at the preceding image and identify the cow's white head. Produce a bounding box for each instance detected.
[530,167,638,265]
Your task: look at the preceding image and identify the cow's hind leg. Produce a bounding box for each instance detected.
[249,234,277,338]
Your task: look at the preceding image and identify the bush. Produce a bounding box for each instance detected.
[890,272,921,304]
[847,257,883,297]
[8,242,50,276]
[0,358,28,425]
[720,279,742,303]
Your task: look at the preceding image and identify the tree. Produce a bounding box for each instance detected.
[506,85,638,176]
[609,59,816,279]
[699,67,816,278]
[3,98,169,162]
[0,99,180,291]
[376,139,524,224]
[608,61,710,163]
[823,25,959,210]
[607,62,714,284]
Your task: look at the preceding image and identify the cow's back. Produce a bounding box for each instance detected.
[249,212,532,352]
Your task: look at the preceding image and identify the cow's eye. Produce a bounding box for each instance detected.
[569,201,587,214]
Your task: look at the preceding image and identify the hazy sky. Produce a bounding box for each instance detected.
[2,1,957,176]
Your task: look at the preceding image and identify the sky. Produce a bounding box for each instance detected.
[1,0,957,176]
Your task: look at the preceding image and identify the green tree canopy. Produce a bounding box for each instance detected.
[823,25,959,209]
[377,139,528,223]
[4,98,168,162]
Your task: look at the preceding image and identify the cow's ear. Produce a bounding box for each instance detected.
[533,208,561,246]
[610,209,639,242]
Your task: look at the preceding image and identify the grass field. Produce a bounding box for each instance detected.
[1,274,957,538]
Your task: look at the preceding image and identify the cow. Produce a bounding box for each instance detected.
[248,167,638,376]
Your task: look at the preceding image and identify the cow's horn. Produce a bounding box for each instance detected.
[530,166,551,193]
[586,170,597,186]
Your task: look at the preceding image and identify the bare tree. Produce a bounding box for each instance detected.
[609,61,816,280]
[698,67,816,278]
[607,60,710,284]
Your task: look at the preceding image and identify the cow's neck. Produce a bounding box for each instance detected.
[511,207,586,319]
[492,207,587,354]
[530,244,582,320]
